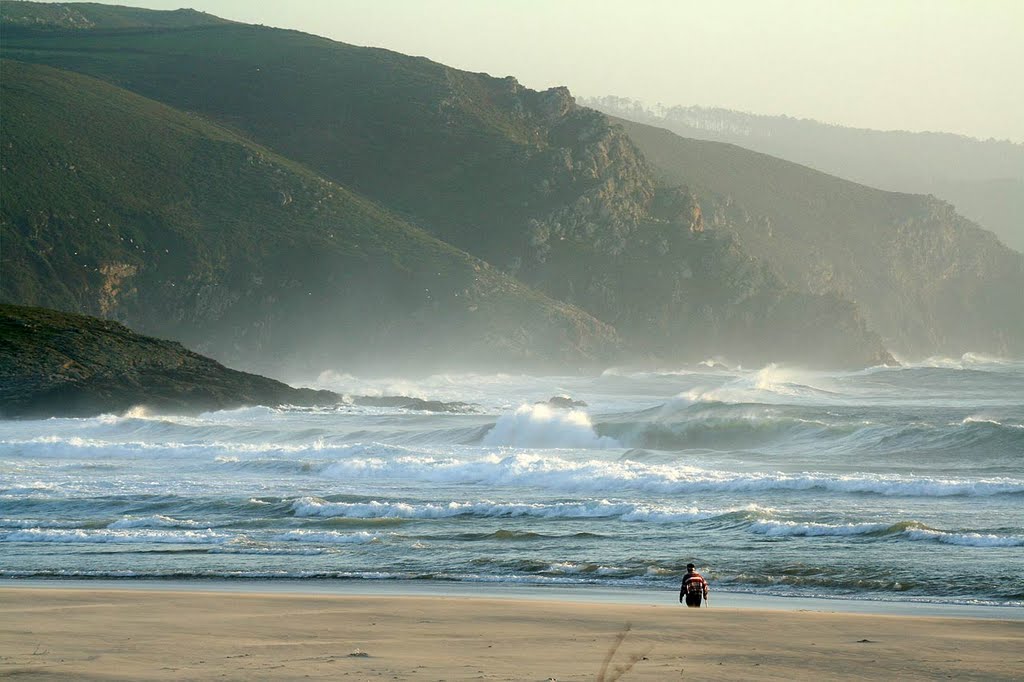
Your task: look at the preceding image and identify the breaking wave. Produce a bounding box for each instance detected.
[596,404,1024,455]
[482,404,620,449]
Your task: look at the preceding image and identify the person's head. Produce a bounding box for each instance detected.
[686,563,695,572]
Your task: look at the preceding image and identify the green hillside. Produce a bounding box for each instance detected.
[2,18,635,265]
[615,118,1024,358]
[0,5,893,368]
[0,60,622,374]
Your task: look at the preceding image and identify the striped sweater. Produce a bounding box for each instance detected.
[680,570,708,599]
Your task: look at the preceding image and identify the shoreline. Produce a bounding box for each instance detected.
[2,585,1021,680]
[3,577,1021,621]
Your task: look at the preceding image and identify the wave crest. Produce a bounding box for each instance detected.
[749,520,890,537]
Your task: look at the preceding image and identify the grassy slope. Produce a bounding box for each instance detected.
[1,20,570,260]
[615,117,1024,357]
[0,60,621,374]
[0,304,339,417]
[0,10,897,367]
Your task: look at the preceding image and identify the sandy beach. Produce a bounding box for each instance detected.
[1,588,1021,680]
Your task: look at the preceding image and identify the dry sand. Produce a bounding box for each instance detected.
[1,587,1021,680]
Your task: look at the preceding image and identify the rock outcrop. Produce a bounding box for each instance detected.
[0,304,339,417]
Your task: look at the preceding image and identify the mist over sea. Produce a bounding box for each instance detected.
[2,356,1022,608]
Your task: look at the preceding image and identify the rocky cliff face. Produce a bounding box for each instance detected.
[0,304,338,417]
[477,94,892,367]
[615,118,1024,359]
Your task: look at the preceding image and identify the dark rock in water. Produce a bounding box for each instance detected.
[350,395,474,413]
[540,395,588,409]
[0,305,339,418]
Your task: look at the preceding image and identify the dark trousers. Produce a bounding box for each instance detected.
[685,593,703,608]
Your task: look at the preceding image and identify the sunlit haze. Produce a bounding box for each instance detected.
[36,0,1024,142]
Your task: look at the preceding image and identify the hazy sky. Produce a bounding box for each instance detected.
[47,0,1024,141]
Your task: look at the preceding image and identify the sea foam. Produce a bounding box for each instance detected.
[1,528,230,544]
[316,452,1023,497]
[291,497,750,522]
[273,530,383,544]
[107,515,212,529]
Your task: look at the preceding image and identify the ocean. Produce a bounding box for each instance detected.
[2,356,1022,610]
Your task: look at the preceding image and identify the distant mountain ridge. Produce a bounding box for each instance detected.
[584,97,1024,254]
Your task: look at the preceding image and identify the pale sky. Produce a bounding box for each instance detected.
[40,0,1024,141]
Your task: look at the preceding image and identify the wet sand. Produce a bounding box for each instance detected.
[1,587,1021,680]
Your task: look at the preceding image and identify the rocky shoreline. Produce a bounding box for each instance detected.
[0,305,338,418]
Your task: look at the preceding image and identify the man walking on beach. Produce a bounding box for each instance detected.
[680,563,709,608]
